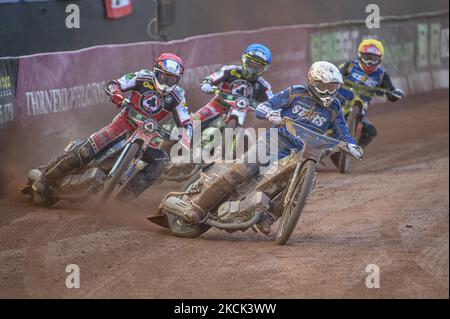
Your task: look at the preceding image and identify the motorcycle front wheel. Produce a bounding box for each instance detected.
[98,141,141,204]
[276,159,316,245]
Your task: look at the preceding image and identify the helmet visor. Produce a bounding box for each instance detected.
[243,56,267,75]
[155,69,180,87]
[312,80,341,94]
[360,53,381,66]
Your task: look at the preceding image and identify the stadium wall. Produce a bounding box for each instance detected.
[0,12,448,186]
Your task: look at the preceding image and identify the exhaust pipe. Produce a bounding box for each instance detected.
[160,196,264,230]
[204,211,263,230]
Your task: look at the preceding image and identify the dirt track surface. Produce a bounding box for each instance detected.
[0,91,448,298]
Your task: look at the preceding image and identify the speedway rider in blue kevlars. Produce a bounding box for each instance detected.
[183,61,363,234]
[330,39,405,167]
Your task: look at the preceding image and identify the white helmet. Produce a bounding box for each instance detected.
[307,61,343,107]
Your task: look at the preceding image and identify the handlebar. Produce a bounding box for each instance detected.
[342,80,393,97]
[281,118,361,160]
[210,86,260,110]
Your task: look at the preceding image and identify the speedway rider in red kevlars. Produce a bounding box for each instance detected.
[32,53,192,202]
[194,44,273,126]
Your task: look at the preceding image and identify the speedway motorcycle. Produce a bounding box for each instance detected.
[149,119,361,245]
[335,80,394,174]
[22,91,176,206]
[160,87,260,181]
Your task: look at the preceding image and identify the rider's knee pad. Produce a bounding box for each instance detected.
[63,138,96,164]
[77,139,96,164]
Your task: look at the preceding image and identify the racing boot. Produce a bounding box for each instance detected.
[31,138,96,201]
[358,119,377,149]
[183,163,257,224]
[330,152,340,168]
[357,134,374,149]
[31,177,54,205]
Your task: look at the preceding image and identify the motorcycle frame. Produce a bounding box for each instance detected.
[159,120,351,231]
[106,108,169,180]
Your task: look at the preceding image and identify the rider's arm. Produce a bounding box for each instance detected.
[338,60,352,77]
[105,71,143,107]
[255,86,293,119]
[171,89,193,148]
[380,72,404,102]
[256,77,274,102]
[106,71,141,94]
[200,65,235,86]
[330,104,357,145]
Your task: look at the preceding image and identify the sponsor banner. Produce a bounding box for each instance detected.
[308,13,449,94]
[0,57,18,128]
[11,11,450,131]
[15,25,308,125]
[104,0,133,19]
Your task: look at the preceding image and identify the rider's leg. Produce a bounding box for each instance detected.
[183,131,282,224]
[358,117,378,148]
[33,111,133,197]
[116,148,169,201]
[33,138,97,197]
[253,136,299,234]
[183,161,260,224]
[193,100,225,129]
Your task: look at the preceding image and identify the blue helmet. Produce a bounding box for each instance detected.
[242,44,271,80]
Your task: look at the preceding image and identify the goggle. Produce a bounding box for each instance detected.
[360,53,381,66]
[313,81,341,94]
[243,56,267,74]
[155,68,181,87]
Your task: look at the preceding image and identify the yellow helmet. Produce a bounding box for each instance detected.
[358,39,384,73]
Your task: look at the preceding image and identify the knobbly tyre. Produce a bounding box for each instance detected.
[22,91,176,206]
[333,80,397,174]
[149,119,361,245]
[160,86,260,181]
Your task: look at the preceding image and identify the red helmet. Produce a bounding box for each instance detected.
[153,53,185,93]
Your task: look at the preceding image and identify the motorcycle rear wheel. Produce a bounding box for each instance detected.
[276,160,316,245]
